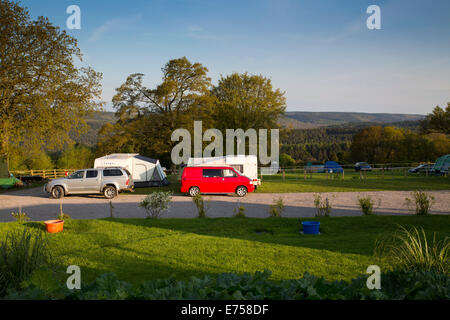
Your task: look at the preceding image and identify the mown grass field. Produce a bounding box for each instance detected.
[129,171,450,194]
[1,215,448,288]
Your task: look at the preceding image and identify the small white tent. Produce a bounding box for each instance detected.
[94,153,168,187]
[187,155,260,186]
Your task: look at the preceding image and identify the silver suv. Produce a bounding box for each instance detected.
[44,167,134,199]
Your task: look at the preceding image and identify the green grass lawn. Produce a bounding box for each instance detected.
[128,171,450,194]
[1,215,448,287]
[257,171,450,193]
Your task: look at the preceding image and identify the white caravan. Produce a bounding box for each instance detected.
[94,153,168,187]
[187,155,261,186]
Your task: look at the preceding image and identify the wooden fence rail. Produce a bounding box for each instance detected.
[10,169,80,179]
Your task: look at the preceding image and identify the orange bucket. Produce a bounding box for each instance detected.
[44,220,64,233]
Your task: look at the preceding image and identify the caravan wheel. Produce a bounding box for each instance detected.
[188,186,200,197]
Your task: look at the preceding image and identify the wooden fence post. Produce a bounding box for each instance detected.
[304,168,306,180]
[342,169,344,180]
[282,170,285,181]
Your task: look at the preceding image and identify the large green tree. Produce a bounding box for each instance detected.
[0,0,102,168]
[420,103,450,134]
[98,57,214,164]
[211,73,286,131]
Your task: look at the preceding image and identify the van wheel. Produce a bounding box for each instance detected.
[51,186,64,199]
[104,186,117,199]
[236,186,247,197]
[188,186,200,197]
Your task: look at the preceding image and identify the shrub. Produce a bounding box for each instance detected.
[358,195,381,215]
[5,269,449,300]
[404,190,435,215]
[269,197,284,217]
[0,229,51,296]
[192,194,209,218]
[139,191,173,219]
[233,203,246,218]
[11,206,30,223]
[375,225,449,275]
[313,193,332,217]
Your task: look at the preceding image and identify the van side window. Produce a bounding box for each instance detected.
[223,169,237,177]
[202,169,222,178]
[86,170,98,178]
[103,169,123,177]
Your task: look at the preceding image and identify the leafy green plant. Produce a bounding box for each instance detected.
[139,191,173,219]
[192,194,209,218]
[268,197,285,217]
[375,225,449,275]
[0,229,51,296]
[11,206,30,223]
[357,195,381,215]
[313,193,332,217]
[5,269,450,300]
[404,190,435,215]
[233,203,246,218]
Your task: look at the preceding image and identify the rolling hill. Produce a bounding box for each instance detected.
[282,111,424,128]
[75,111,425,145]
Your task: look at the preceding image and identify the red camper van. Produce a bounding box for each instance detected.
[181,166,255,197]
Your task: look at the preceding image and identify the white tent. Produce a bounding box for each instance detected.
[187,155,260,186]
[94,153,168,187]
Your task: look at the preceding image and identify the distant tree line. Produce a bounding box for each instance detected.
[280,107,450,165]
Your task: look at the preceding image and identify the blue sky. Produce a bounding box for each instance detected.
[22,0,450,114]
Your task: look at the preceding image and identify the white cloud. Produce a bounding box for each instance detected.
[88,14,143,43]
[186,25,216,40]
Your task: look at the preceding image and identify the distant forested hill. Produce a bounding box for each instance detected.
[282,111,424,128]
[281,120,422,163]
[72,111,116,146]
[73,111,424,158]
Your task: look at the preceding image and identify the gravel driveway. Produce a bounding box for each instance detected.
[0,187,449,222]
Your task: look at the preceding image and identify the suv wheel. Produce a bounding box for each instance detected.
[236,186,247,197]
[51,186,64,199]
[103,185,117,199]
[188,186,200,197]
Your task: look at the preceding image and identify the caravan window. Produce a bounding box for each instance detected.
[103,169,123,177]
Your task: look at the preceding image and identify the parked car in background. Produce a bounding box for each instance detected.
[305,162,325,173]
[355,162,372,172]
[181,166,255,197]
[324,161,343,173]
[44,167,134,199]
[408,163,434,173]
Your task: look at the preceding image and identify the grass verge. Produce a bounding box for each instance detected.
[0,215,448,288]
